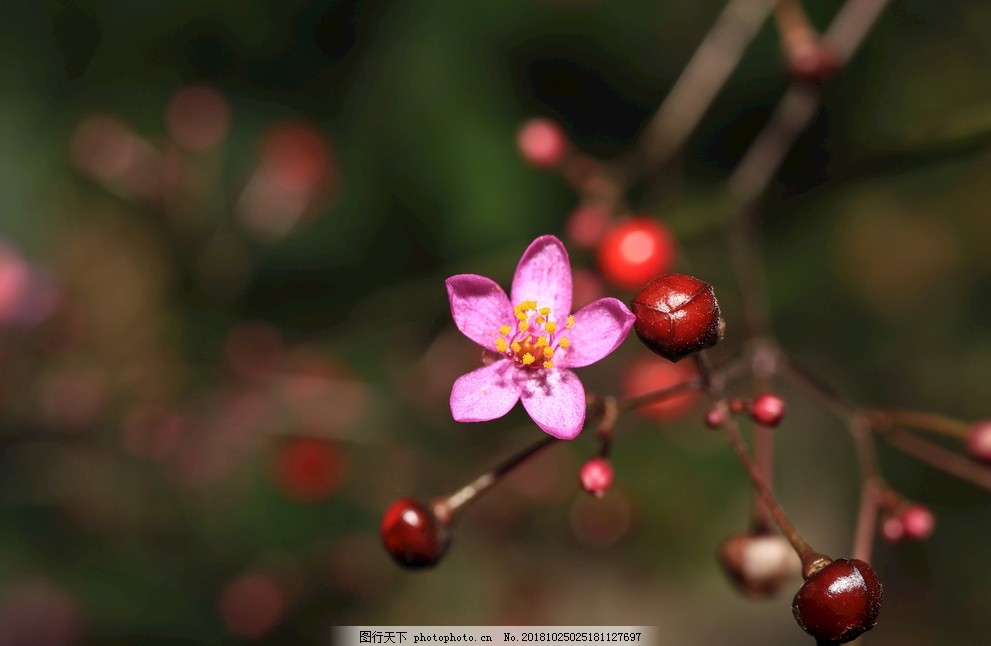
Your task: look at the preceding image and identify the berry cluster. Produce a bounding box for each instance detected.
[380,0,991,642]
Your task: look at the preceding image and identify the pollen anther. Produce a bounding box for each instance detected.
[500,300,575,369]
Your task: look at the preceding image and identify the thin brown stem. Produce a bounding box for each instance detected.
[878,429,991,492]
[748,338,779,532]
[778,354,858,421]
[851,477,881,562]
[632,0,780,181]
[596,395,620,458]
[823,0,892,65]
[438,434,558,522]
[723,0,892,339]
[869,409,971,440]
[750,425,775,533]
[721,413,827,576]
[850,414,881,482]
[615,378,705,414]
[439,371,719,522]
[774,0,820,58]
[693,349,824,574]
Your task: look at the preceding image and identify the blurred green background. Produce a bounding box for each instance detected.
[1,0,990,644]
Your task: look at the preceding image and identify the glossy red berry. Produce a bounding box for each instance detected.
[966,420,991,463]
[517,118,568,168]
[792,558,883,644]
[719,532,801,598]
[598,218,676,290]
[899,504,935,541]
[750,393,786,428]
[630,274,721,362]
[579,457,614,498]
[381,498,450,569]
[623,355,700,420]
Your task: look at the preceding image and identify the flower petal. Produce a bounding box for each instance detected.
[510,235,572,319]
[556,297,635,368]
[519,369,586,439]
[446,274,513,349]
[450,361,522,422]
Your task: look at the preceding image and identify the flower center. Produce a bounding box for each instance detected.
[494,300,573,369]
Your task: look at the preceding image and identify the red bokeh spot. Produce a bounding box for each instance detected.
[69,114,137,183]
[273,438,346,502]
[165,85,230,152]
[566,205,611,249]
[219,571,285,638]
[260,122,333,193]
[597,218,676,290]
[623,354,700,420]
[516,118,568,168]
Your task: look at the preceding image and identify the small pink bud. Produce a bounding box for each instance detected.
[517,118,568,168]
[704,406,726,429]
[900,504,935,541]
[966,420,991,463]
[750,393,786,427]
[579,457,614,498]
[880,515,904,544]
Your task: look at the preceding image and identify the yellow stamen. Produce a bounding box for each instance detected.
[499,325,511,336]
[539,307,551,315]
[511,341,522,353]
[495,338,509,353]
[536,316,545,325]
[558,337,570,348]
[518,321,529,331]
[566,315,575,328]
[545,321,557,333]
[535,335,548,348]
[543,347,554,359]
[522,352,535,366]
[543,360,554,369]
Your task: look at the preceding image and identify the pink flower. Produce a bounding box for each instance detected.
[446,235,635,439]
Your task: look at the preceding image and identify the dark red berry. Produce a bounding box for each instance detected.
[381,498,450,569]
[966,420,991,463]
[719,532,801,598]
[750,393,786,428]
[517,118,568,168]
[578,457,614,497]
[598,218,676,290]
[792,558,883,644]
[899,504,935,541]
[630,274,721,362]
